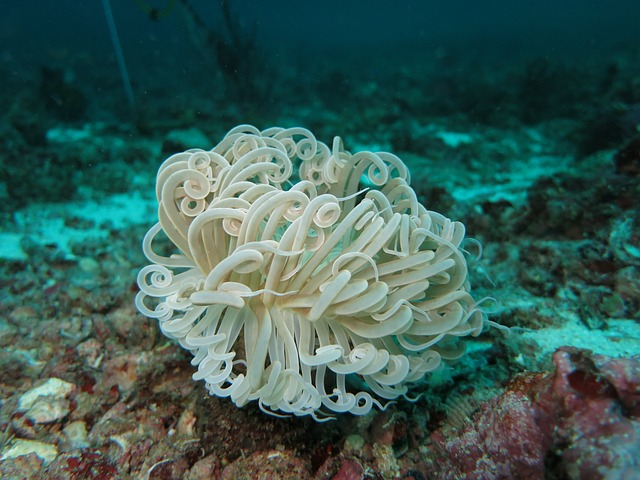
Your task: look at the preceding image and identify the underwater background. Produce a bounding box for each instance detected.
[1,1,640,478]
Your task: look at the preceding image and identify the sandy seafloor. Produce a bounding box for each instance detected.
[1,7,640,479]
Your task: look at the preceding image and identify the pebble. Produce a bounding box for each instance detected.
[25,397,71,424]
[78,256,100,273]
[1,439,58,465]
[17,377,76,412]
[63,420,89,449]
[343,434,365,453]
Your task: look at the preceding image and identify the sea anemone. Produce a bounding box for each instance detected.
[135,125,488,420]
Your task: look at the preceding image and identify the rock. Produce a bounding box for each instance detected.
[1,439,58,466]
[331,457,365,480]
[369,410,408,454]
[78,256,100,273]
[614,135,640,176]
[315,454,365,480]
[76,338,104,370]
[542,348,640,479]
[25,397,71,424]
[0,451,45,479]
[176,408,197,437]
[423,347,640,480]
[342,434,365,453]
[63,421,89,449]
[101,354,139,392]
[44,451,119,480]
[17,378,76,413]
[221,449,311,479]
[185,454,221,480]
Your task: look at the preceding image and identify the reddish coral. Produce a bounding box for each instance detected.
[44,451,120,480]
[331,457,365,480]
[315,454,366,480]
[538,348,640,479]
[424,347,640,480]
[429,387,547,479]
[594,354,640,416]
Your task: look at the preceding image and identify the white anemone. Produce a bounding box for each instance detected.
[136,125,487,420]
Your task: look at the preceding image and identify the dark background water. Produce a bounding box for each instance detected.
[3,0,640,74]
[2,0,640,142]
